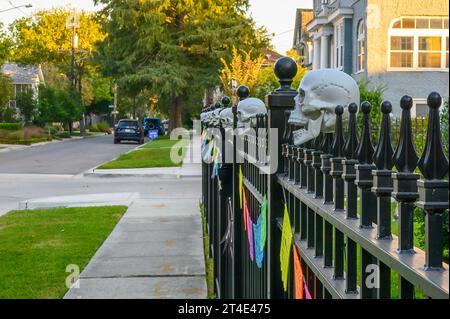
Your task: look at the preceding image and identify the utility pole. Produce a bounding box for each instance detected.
[113,83,118,125]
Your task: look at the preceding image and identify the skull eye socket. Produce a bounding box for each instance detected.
[299,89,305,98]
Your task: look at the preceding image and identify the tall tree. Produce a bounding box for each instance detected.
[0,22,12,65]
[0,74,13,121]
[16,89,36,124]
[95,0,270,132]
[10,9,106,130]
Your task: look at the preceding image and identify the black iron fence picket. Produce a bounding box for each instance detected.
[201,58,449,300]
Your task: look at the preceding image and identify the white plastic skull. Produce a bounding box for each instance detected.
[237,98,267,127]
[210,108,223,126]
[200,111,208,124]
[288,69,360,146]
[219,108,233,127]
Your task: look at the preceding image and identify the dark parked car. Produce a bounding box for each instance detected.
[143,117,165,136]
[114,119,144,144]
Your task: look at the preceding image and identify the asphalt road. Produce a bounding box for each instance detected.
[0,135,139,175]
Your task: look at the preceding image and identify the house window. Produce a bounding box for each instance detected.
[388,16,449,70]
[357,20,365,72]
[13,84,32,98]
[335,23,344,69]
[412,98,429,117]
[390,36,413,67]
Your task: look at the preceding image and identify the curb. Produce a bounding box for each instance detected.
[84,171,201,178]
[0,133,109,153]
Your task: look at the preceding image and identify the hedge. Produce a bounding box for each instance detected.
[0,123,22,131]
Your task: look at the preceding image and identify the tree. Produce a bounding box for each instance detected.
[0,23,12,65]
[219,48,308,101]
[16,89,36,124]
[0,75,13,118]
[95,0,270,132]
[220,47,265,97]
[35,84,82,132]
[10,9,106,131]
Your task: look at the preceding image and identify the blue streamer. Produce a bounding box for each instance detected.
[253,214,264,268]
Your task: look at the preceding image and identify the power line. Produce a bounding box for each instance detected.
[272,28,295,37]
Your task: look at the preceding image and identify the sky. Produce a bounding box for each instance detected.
[0,0,313,54]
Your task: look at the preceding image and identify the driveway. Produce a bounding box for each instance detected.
[0,135,139,175]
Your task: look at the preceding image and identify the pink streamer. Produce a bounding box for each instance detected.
[246,204,254,261]
[304,280,312,299]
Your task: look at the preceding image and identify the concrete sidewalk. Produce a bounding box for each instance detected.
[64,136,206,299]
[64,196,206,299]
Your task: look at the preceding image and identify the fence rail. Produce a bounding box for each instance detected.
[201,57,449,299]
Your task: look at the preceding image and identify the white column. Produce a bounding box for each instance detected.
[307,41,313,66]
[320,34,330,69]
[313,37,321,70]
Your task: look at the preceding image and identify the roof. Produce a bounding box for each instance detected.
[1,62,45,85]
[263,49,283,66]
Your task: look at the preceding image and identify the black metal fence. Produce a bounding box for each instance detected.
[201,58,449,299]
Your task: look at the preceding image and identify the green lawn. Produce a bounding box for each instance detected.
[0,206,127,299]
[98,136,187,169]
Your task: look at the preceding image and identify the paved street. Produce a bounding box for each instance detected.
[0,135,139,175]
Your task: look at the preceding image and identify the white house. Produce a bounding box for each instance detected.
[1,62,45,109]
[296,0,449,116]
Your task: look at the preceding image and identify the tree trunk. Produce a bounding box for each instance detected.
[78,74,86,134]
[169,95,182,133]
[205,87,215,106]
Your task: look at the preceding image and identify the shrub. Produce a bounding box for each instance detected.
[441,99,449,158]
[358,79,386,143]
[56,132,71,139]
[90,121,111,134]
[0,126,44,140]
[44,124,62,136]
[0,123,22,131]
[90,123,100,132]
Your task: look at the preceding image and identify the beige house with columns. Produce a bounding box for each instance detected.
[297,0,449,116]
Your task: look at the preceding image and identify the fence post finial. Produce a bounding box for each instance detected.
[418,92,449,179]
[237,85,250,101]
[222,96,231,108]
[331,105,345,158]
[274,57,298,93]
[356,101,375,164]
[344,103,359,160]
[393,95,418,172]
[373,101,394,170]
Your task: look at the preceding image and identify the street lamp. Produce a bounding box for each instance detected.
[0,4,32,14]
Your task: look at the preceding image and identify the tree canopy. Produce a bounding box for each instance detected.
[95,0,270,130]
[0,23,12,65]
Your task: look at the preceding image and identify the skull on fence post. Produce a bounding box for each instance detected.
[288,69,360,146]
[211,108,223,126]
[219,108,234,128]
[237,97,267,127]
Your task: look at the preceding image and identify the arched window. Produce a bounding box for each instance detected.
[357,20,365,72]
[388,16,449,70]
